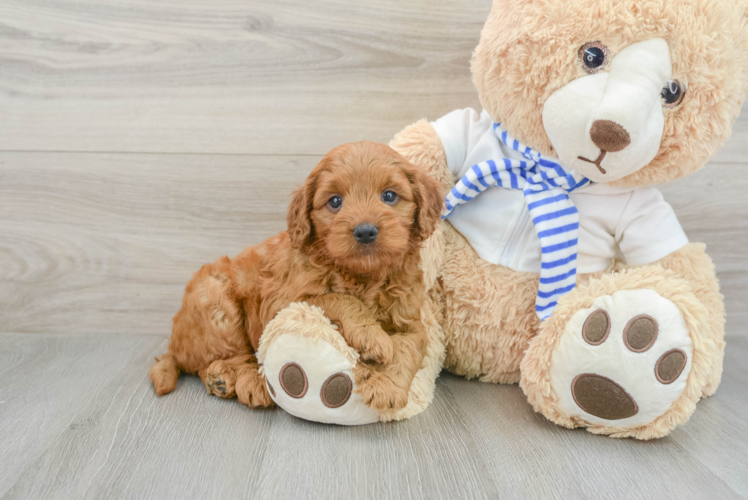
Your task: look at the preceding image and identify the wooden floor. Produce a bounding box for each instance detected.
[0,333,746,499]
[1,0,748,498]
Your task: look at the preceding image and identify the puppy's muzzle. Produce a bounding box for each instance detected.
[353,223,378,244]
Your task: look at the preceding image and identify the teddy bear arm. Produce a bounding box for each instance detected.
[388,119,452,293]
[389,119,453,192]
[302,293,394,365]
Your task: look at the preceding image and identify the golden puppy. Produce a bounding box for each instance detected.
[149,141,443,411]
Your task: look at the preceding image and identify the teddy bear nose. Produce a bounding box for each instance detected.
[590,120,631,152]
[353,223,378,244]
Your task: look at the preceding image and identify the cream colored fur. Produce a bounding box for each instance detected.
[391,116,729,438]
[264,0,745,436]
[384,0,746,438]
[259,296,447,422]
[258,302,361,368]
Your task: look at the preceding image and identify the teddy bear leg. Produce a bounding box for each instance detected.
[652,243,725,397]
[437,222,541,383]
[257,303,380,425]
[257,301,445,424]
[520,264,720,439]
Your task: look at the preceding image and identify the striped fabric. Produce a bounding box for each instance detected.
[442,123,590,320]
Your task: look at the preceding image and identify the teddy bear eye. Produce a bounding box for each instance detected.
[327,195,343,211]
[578,41,609,74]
[662,80,685,108]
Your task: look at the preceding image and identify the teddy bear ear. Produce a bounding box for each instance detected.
[743,1,748,92]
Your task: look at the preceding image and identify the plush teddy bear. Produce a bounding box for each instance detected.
[259,0,748,438]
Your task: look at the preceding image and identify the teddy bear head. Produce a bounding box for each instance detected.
[471,0,748,186]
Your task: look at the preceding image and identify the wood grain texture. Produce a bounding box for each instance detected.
[0,0,488,155]
[0,0,748,496]
[1,333,747,499]
[0,0,746,336]
[1,152,746,336]
[4,0,745,158]
[436,337,748,499]
[659,162,748,334]
[2,333,498,500]
[0,333,164,497]
[0,153,313,335]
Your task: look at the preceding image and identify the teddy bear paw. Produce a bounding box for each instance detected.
[550,289,693,428]
[257,302,380,425]
[261,335,380,425]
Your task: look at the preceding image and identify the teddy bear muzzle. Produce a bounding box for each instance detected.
[543,38,673,183]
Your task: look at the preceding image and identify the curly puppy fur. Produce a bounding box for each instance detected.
[149,142,443,412]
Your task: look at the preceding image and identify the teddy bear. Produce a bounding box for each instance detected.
[258,0,748,438]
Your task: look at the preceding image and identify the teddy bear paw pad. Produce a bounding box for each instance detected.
[320,373,353,408]
[261,333,379,425]
[278,362,308,398]
[550,289,692,427]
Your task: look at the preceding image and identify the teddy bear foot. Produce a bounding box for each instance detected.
[256,302,380,425]
[548,289,693,435]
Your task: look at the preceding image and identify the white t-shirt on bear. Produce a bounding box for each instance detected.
[431,108,689,275]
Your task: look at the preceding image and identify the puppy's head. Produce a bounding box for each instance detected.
[287,141,442,275]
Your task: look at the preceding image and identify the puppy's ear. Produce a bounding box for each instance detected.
[287,174,317,249]
[404,162,444,241]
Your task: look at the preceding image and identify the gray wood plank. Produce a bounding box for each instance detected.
[2,0,746,161]
[438,362,747,500]
[0,333,164,498]
[666,337,748,495]
[0,152,314,335]
[1,336,279,500]
[0,0,488,155]
[1,152,746,337]
[3,334,747,500]
[1,334,498,500]
[251,382,498,500]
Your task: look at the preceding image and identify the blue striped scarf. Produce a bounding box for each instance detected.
[442,123,590,321]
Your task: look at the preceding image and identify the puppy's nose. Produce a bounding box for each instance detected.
[353,223,378,244]
[590,120,631,152]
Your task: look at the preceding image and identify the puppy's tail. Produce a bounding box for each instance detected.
[149,352,181,396]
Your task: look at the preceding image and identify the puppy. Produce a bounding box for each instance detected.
[149,141,443,411]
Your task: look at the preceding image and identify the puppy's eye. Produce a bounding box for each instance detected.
[578,41,609,74]
[381,190,398,205]
[327,195,343,211]
[662,80,685,108]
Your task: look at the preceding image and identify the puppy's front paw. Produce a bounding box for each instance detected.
[356,371,409,412]
[236,372,275,408]
[357,327,394,365]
